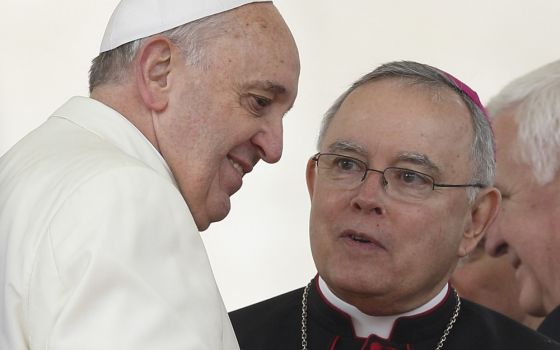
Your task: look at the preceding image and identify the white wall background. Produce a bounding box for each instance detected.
[1,0,560,311]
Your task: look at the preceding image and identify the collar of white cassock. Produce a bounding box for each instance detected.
[318,277,448,339]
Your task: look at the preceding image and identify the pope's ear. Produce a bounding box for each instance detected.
[306,158,317,199]
[458,187,501,257]
[135,36,174,112]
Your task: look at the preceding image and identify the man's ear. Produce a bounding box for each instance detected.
[135,36,174,112]
[458,187,501,257]
[306,158,317,199]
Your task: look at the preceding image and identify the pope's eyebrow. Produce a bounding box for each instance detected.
[245,80,287,95]
[395,152,441,176]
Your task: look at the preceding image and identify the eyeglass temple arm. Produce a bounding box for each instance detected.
[433,183,486,189]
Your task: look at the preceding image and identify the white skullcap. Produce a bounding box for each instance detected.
[100,0,271,53]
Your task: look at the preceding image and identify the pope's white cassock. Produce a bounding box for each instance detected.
[0,97,239,350]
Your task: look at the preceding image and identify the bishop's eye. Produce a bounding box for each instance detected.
[389,168,432,187]
[333,156,363,172]
[402,171,423,184]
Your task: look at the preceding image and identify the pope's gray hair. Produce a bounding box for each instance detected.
[88,13,230,92]
[486,60,560,185]
[317,61,495,203]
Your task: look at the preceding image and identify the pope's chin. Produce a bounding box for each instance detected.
[197,168,244,230]
[202,194,234,229]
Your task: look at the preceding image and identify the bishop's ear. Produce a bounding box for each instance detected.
[135,36,174,112]
[457,187,501,257]
[306,158,317,199]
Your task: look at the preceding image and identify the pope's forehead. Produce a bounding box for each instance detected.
[225,3,288,35]
[211,3,297,64]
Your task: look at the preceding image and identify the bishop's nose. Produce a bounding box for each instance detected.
[350,171,386,216]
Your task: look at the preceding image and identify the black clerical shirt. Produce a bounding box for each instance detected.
[230,277,559,350]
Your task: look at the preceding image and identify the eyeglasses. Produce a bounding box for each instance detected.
[311,153,485,201]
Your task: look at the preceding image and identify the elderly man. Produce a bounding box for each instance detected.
[484,60,560,342]
[451,238,543,329]
[230,61,558,349]
[0,0,299,349]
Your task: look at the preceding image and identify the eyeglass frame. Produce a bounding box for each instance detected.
[310,152,486,191]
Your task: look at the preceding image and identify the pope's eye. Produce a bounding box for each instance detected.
[250,95,272,111]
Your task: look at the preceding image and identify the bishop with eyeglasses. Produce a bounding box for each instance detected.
[229,61,559,350]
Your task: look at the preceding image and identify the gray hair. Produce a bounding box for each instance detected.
[486,60,560,185]
[88,13,230,92]
[317,61,495,202]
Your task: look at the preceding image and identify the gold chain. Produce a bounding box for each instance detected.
[300,282,461,350]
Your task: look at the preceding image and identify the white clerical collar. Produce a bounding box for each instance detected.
[318,277,449,339]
